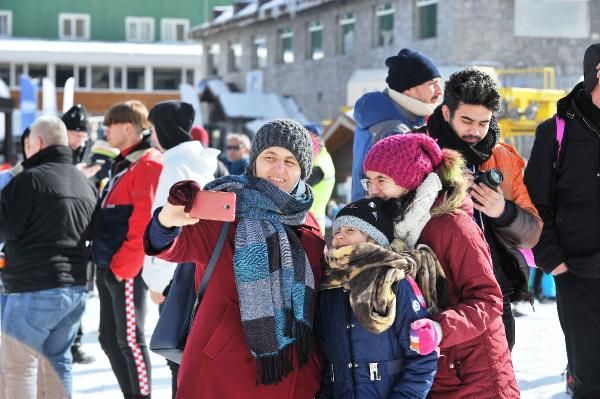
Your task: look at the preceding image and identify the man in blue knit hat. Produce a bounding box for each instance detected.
[351,48,442,201]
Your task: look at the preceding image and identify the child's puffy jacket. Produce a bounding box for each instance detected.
[316,276,438,399]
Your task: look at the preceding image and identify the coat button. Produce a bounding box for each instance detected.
[449,363,454,369]
[348,362,353,368]
[354,363,359,368]
[346,324,351,329]
[351,323,355,328]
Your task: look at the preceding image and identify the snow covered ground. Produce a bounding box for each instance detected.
[72,295,570,399]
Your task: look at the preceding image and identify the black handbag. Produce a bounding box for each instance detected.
[149,222,230,364]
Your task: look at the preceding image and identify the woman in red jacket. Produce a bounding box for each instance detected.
[361,133,519,399]
[144,119,325,398]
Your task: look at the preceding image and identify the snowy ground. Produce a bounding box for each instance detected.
[71,295,569,399]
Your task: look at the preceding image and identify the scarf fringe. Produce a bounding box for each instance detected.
[256,346,294,385]
[254,323,315,386]
[294,321,315,367]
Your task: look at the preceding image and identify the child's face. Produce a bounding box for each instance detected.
[332,226,369,249]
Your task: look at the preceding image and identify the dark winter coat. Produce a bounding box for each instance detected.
[144,212,326,399]
[0,145,97,293]
[316,277,437,399]
[525,83,600,278]
[479,143,542,300]
[419,199,519,399]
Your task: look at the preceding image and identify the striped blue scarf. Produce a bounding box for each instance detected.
[204,174,316,385]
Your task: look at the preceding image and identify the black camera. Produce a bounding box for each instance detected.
[473,168,504,190]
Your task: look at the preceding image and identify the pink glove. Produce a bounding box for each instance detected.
[410,319,443,355]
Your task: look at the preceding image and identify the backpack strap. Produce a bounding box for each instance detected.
[555,115,566,160]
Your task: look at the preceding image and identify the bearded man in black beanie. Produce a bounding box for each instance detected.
[424,68,543,353]
[525,43,600,398]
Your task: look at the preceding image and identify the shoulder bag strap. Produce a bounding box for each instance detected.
[187,221,231,335]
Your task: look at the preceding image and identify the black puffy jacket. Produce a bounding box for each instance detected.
[525,83,600,278]
[0,145,98,292]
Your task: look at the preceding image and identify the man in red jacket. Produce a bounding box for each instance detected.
[91,100,162,399]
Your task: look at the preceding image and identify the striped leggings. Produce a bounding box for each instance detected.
[97,267,151,398]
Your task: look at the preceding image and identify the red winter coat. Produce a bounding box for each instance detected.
[419,200,519,399]
[146,213,326,399]
[100,146,162,279]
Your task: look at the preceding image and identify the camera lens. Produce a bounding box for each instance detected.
[489,169,504,185]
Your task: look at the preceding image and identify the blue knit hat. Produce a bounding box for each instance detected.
[385,48,440,92]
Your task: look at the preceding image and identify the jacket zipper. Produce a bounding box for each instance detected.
[344,289,357,399]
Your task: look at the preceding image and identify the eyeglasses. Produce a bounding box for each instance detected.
[227,145,242,151]
[360,177,392,192]
[360,178,371,191]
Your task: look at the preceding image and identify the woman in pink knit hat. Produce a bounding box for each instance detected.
[362,133,519,399]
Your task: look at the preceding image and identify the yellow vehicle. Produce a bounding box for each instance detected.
[496,68,567,146]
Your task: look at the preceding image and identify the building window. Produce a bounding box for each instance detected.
[375,3,395,47]
[161,18,189,42]
[126,17,155,42]
[185,69,195,85]
[228,42,243,72]
[126,67,145,90]
[339,13,355,54]
[92,66,109,89]
[416,0,437,39]
[0,64,9,84]
[154,68,181,90]
[112,67,123,90]
[308,21,324,61]
[206,43,221,76]
[252,36,268,69]
[28,64,47,81]
[279,28,294,64]
[55,65,73,88]
[514,0,590,39]
[76,66,88,89]
[0,11,12,37]
[59,13,90,40]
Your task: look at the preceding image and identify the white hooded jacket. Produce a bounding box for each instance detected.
[142,141,220,293]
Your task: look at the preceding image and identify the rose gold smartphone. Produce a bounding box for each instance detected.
[189,190,237,222]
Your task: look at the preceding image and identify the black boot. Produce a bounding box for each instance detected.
[71,345,95,364]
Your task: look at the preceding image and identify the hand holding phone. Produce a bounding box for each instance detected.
[189,190,236,222]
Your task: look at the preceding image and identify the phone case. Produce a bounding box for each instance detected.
[189,190,237,222]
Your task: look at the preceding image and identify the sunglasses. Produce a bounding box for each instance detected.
[227,145,242,150]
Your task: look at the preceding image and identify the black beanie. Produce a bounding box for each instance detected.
[385,48,440,93]
[583,43,600,95]
[61,104,89,132]
[148,101,194,150]
[333,198,395,247]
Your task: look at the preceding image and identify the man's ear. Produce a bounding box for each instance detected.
[441,105,450,122]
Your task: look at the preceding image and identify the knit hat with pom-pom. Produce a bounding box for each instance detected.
[363,133,443,191]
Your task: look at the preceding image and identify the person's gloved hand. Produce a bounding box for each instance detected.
[167,180,202,213]
[409,319,443,355]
